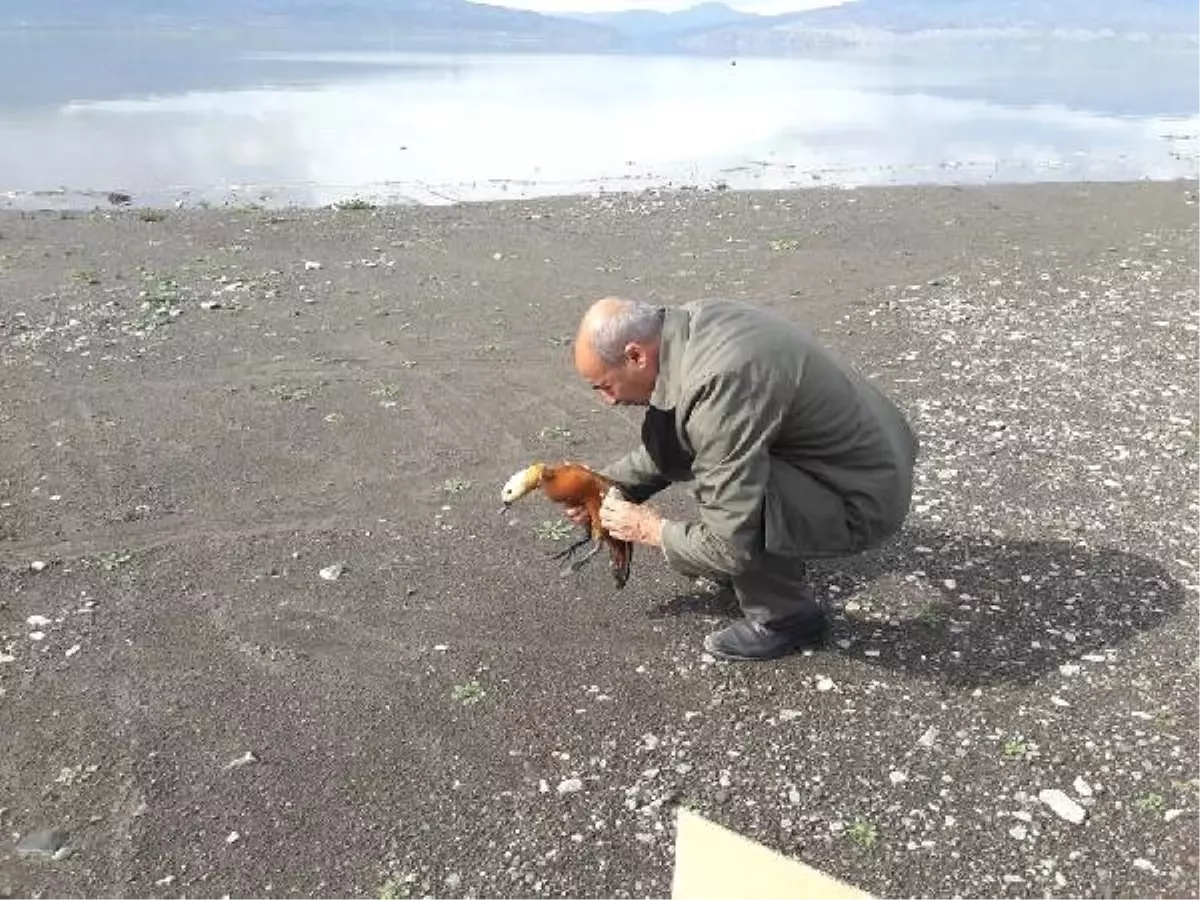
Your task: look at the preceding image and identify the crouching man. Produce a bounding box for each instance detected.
[568,296,919,662]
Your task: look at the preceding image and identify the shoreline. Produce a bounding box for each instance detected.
[4,166,1199,213]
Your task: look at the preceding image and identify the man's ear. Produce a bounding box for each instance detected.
[625,342,646,367]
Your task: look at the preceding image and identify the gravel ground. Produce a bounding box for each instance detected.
[0,180,1197,899]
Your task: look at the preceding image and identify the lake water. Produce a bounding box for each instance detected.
[1,31,1196,209]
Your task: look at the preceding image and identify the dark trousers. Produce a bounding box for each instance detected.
[703,456,908,628]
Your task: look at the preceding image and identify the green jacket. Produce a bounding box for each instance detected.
[600,299,919,578]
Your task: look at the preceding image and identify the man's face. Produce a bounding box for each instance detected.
[577,342,658,406]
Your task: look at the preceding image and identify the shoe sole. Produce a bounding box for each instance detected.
[702,633,825,662]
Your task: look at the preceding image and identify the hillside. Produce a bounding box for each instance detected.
[0,0,624,52]
[674,0,1200,53]
[566,2,759,39]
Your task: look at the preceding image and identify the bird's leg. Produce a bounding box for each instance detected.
[549,519,605,573]
[566,536,605,572]
[547,528,592,562]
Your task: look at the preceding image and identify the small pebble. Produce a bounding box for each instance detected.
[16,828,68,858]
[1039,788,1087,824]
[224,751,259,770]
[557,778,584,794]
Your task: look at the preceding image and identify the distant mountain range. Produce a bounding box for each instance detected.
[565,2,758,41]
[2,0,1196,54]
[672,0,1200,54]
[0,0,624,51]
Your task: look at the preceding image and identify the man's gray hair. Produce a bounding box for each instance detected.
[590,300,664,365]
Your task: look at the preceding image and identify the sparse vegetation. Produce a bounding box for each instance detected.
[847,817,877,849]
[769,237,800,251]
[55,763,99,785]
[377,874,413,899]
[138,209,167,223]
[97,551,132,571]
[1134,791,1165,813]
[334,197,377,211]
[1002,737,1029,760]
[133,274,183,333]
[535,519,574,541]
[442,478,472,495]
[271,384,313,402]
[914,600,947,627]
[371,382,401,400]
[71,268,101,285]
[450,680,487,705]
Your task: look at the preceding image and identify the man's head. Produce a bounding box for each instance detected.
[573,296,664,406]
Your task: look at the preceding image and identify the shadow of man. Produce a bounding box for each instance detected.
[651,525,1186,688]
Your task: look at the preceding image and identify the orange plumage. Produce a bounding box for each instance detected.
[499,461,633,589]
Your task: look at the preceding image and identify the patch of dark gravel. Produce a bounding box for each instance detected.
[0,180,1196,899]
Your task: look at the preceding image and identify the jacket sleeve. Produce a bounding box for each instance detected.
[598,446,670,503]
[659,371,785,578]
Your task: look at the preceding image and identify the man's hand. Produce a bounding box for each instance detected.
[600,489,665,547]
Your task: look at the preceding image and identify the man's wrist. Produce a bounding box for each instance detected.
[646,511,665,547]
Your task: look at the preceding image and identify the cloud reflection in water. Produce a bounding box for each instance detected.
[1,51,1195,208]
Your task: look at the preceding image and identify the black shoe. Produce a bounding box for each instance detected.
[703,613,828,661]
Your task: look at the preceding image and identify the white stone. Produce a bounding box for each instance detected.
[917,726,939,748]
[1039,788,1086,824]
[1073,777,1093,798]
[30,561,47,572]
[889,770,908,785]
[557,778,584,795]
[815,676,835,692]
[26,615,51,627]
[1008,825,1028,841]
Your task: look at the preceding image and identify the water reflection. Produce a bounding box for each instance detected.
[1,49,1195,209]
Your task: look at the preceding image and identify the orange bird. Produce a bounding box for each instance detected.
[499,461,633,589]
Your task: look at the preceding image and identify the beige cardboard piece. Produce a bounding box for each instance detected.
[671,806,873,900]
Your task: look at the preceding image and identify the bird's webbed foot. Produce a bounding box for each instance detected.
[548,527,605,574]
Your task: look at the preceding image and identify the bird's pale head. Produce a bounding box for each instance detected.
[500,463,545,506]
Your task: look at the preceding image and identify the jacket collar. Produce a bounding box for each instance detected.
[650,304,690,410]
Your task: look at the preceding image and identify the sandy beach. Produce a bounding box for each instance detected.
[1,179,1197,898]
